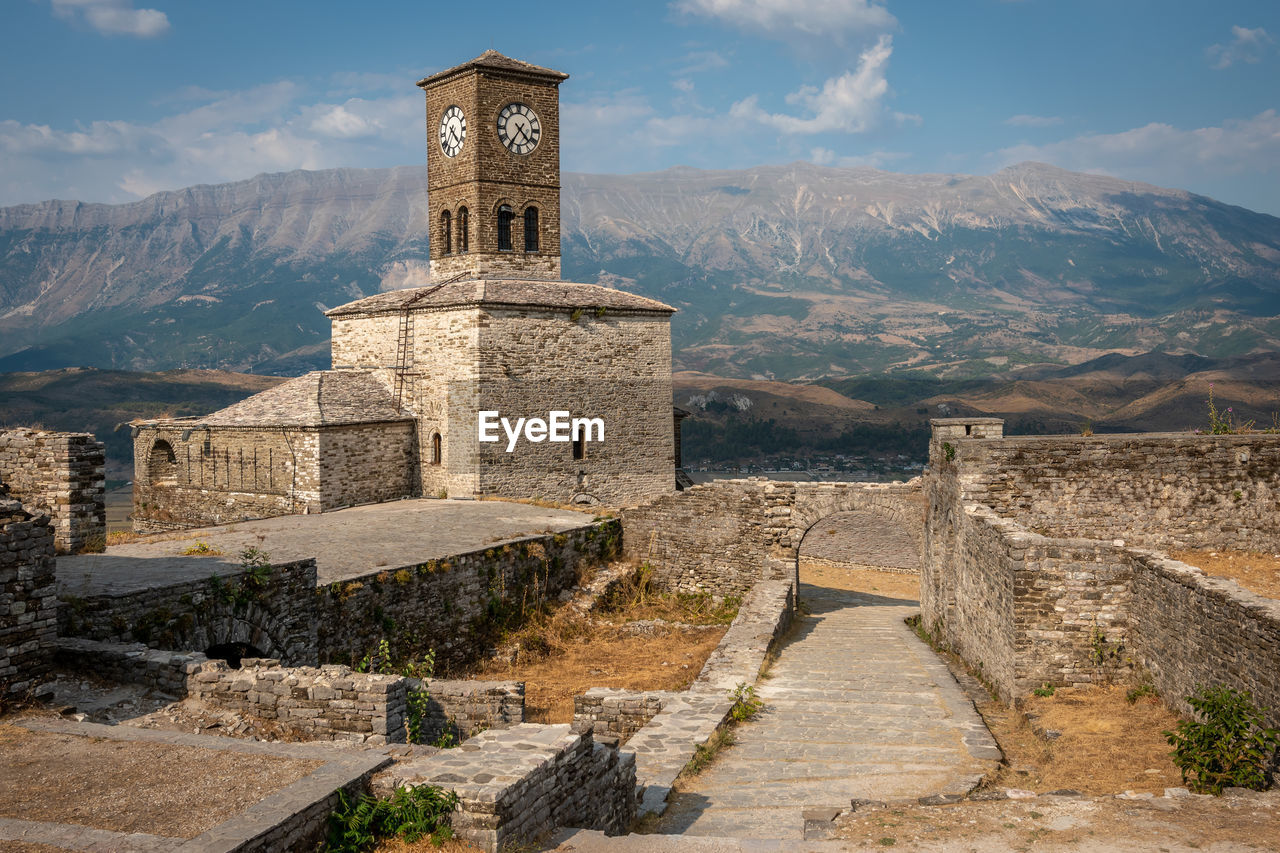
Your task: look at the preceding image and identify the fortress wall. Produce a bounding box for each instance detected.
[1131,551,1280,728]
[59,558,319,666]
[0,501,57,696]
[622,478,923,597]
[948,431,1280,551]
[0,429,105,554]
[315,519,621,672]
[926,420,1280,714]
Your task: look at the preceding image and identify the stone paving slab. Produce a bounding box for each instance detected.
[0,817,183,851]
[545,828,852,851]
[59,498,596,592]
[655,584,999,840]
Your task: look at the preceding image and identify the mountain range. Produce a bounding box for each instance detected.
[1,162,1279,379]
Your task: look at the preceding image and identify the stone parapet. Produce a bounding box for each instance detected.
[0,499,57,696]
[53,637,208,696]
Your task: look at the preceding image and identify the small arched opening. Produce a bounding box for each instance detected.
[523,206,539,252]
[147,439,179,485]
[458,206,469,252]
[497,204,514,251]
[440,209,452,254]
[205,641,267,669]
[431,432,442,465]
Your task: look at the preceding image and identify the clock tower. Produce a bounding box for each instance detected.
[418,51,568,281]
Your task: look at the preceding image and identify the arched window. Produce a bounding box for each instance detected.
[148,439,178,484]
[523,207,539,252]
[458,207,469,253]
[431,433,442,465]
[440,210,452,254]
[497,205,514,251]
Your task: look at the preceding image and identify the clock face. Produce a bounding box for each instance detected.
[438,105,466,158]
[497,103,541,155]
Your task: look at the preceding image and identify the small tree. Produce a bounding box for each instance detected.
[1164,686,1280,795]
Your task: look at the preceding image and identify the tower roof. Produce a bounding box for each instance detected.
[197,371,410,427]
[417,50,569,89]
[327,278,675,318]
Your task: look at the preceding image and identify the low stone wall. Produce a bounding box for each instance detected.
[58,559,319,666]
[1131,552,1280,728]
[1,499,57,696]
[0,429,105,554]
[573,689,670,744]
[384,724,635,852]
[415,678,525,740]
[316,520,621,671]
[53,637,207,696]
[190,658,409,745]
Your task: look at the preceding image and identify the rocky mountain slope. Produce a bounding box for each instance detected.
[2,162,1278,378]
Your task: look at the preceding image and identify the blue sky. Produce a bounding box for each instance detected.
[2,0,1279,214]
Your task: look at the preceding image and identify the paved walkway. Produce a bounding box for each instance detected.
[60,498,596,593]
[654,583,999,839]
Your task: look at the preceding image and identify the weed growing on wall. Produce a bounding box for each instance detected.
[357,638,437,744]
[324,784,458,852]
[1164,686,1280,795]
[1203,384,1255,435]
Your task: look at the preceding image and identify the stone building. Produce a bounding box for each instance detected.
[133,51,677,530]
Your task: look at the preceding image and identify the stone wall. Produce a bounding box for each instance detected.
[924,418,1280,717]
[132,422,417,532]
[944,428,1280,551]
[0,429,105,554]
[316,520,621,671]
[53,637,207,696]
[416,678,525,740]
[0,499,57,696]
[387,724,635,852]
[622,477,923,597]
[1130,551,1280,728]
[190,658,409,744]
[59,558,319,666]
[573,688,669,744]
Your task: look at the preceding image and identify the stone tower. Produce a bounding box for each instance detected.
[419,51,568,282]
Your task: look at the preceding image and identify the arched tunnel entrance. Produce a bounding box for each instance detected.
[797,509,923,603]
[205,642,268,669]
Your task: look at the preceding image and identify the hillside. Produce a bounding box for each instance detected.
[2,162,1278,379]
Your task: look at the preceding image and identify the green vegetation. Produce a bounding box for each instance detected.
[1164,686,1280,795]
[356,638,437,745]
[324,784,458,853]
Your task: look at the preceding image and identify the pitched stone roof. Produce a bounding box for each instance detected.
[326,278,675,318]
[417,50,569,88]
[201,371,410,427]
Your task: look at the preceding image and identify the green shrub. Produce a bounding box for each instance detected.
[324,784,458,852]
[1164,686,1280,795]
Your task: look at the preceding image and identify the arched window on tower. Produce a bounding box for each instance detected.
[523,207,539,252]
[440,210,452,254]
[431,433,442,465]
[497,205,514,251]
[457,207,469,253]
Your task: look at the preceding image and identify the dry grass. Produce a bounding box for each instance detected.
[373,838,483,852]
[977,685,1183,795]
[105,529,142,546]
[0,723,321,838]
[1170,548,1280,600]
[800,559,921,601]
[470,620,725,724]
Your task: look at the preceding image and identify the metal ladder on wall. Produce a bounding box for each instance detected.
[393,310,414,410]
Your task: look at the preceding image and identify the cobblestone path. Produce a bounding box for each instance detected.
[655,583,998,839]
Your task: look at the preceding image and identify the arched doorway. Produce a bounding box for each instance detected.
[797,509,922,605]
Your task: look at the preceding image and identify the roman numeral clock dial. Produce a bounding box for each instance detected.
[438,105,466,158]
[497,103,541,155]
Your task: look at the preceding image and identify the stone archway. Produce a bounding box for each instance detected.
[799,510,922,574]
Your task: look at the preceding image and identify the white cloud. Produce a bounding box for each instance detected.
[1206,25,1274,69]
[992,110,1280,191]
[810,147,906,168]
[674,0,894,44]
[1005,114,1063,128]
[730,35,893,134]
[50,0,169,38]
[0,81,424,205]
[678,50,730,75]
